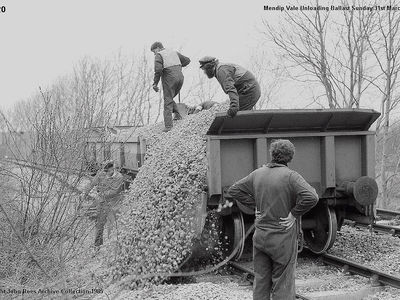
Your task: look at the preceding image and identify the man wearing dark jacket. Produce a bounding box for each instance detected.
[151,42,191,132]
[83,161,124,247]
[199,56,261,117]
[225,139,318,300]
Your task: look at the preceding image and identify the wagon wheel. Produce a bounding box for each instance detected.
[303,206,337,254]
[222,211,245,261]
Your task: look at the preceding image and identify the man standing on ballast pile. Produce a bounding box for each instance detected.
[225,139,318,300]
[199,56,261,118]
[151,41,191,132]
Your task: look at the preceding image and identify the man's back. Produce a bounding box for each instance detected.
[154,49,190,81]
[252,164,295,227]
[226,140,318,300]
[228,162,318,231]
[253,163,318,230]
[158,48,182,68]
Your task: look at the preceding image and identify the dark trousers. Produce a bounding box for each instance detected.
[162,74,184,129]
[94,197,119,247]
[94,203,106,246]
[253,226,297,300]
[239,81,261,110]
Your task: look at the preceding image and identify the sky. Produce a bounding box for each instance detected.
[0,0,273,110]
[0,0,388,114]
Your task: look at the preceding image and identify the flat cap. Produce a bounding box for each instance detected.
[103,160,114,170]
[150,41,164,51]
[199,56,217,68]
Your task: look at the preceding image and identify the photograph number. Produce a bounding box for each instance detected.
[0,6,5,13]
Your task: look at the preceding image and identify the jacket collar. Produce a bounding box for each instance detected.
[266,162,287,168]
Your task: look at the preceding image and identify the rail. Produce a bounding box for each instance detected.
[345,219,400,237]
[371,223,400,236]
[377,208,400,219]
[231,250,400,298]
[355,222,400,237]
[321,253,400,289]
[229,261,312,300]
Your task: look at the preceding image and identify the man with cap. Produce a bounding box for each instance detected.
[199,57,261,118]
[151,42,191,132]
[83,160,125,247]
[224,139,318,299]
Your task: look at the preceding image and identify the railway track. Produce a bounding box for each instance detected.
[229,261,312,300]
[344,208,400,237]
[346,220,400,237]
[229,251,400,299]
[371,223,400,236]
[376,208,400,219]
[320,253,400,289]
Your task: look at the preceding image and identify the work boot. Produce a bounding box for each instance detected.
[173,113,182,121]
[175,103,187,119]
[162,127,172,132]
[91,245,100,258]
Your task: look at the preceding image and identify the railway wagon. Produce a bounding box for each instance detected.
[86,109,380,259]
[85,126,146,180]
[206,109,380,258]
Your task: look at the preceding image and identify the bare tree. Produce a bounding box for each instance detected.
[109,51,161,126]
[249,50,284,109]
[262,0,376,108]
[367,0,400,208]
[69,51,160,128]
[0,49,164,287]
[179,70,221,106]
[0,89,95,286]
[384,123,400,209]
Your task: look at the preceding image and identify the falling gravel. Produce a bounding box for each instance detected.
[107,103,229,288]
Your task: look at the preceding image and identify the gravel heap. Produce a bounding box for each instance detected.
[328,225,400,276]
[108,103,228,288]
[111,282,252,300]
[365,288,400,300]
[295,256,369,294]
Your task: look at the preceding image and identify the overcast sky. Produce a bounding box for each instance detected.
[0,0,387,113]
[0,0,274,109]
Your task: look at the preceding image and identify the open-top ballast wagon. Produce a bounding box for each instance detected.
[86,109,380,258]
